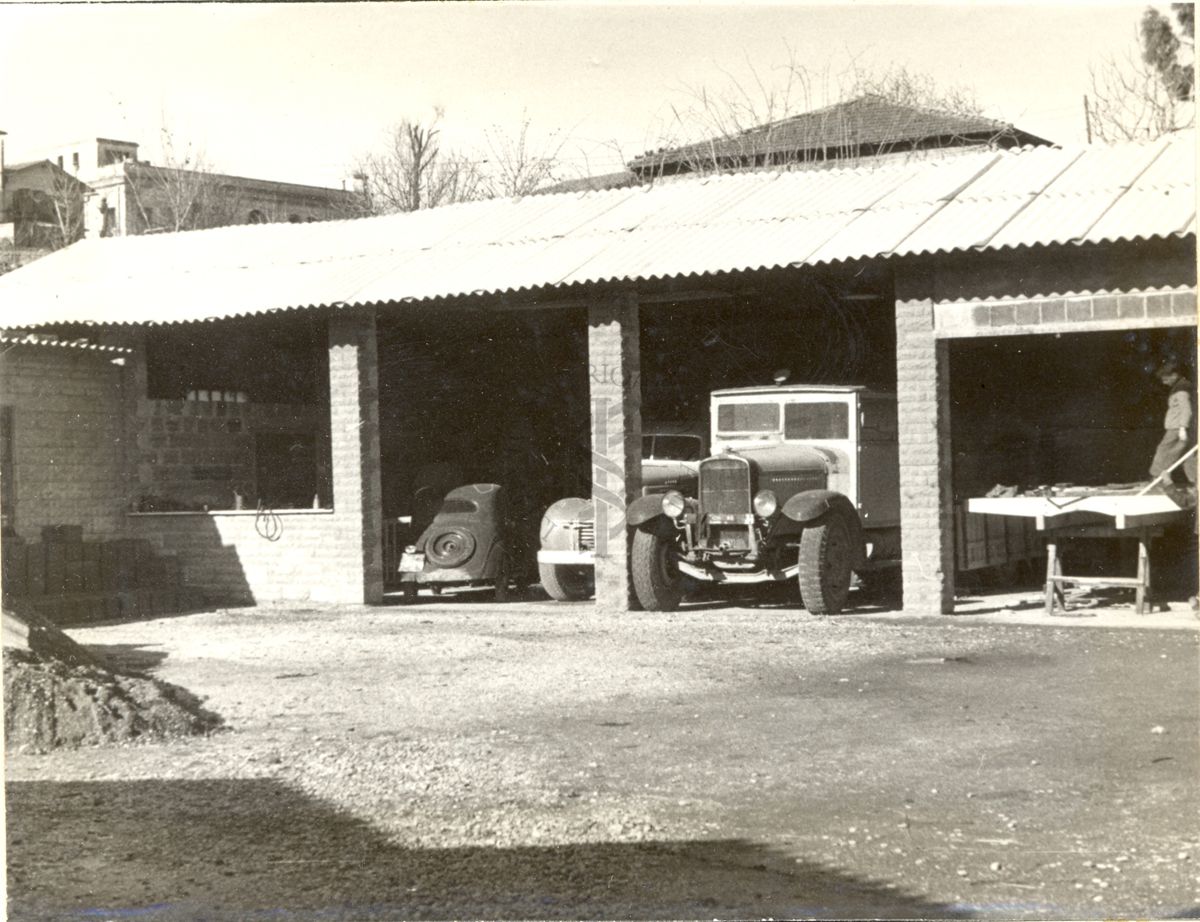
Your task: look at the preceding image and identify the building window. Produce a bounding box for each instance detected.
[248,209,266,224]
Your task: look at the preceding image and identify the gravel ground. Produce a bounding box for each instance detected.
[6,591,1200,920]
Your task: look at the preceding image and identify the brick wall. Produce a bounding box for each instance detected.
[895,284,956,614]
[0,343,126,539]
[587,289,643,612]
[127,510,339,604]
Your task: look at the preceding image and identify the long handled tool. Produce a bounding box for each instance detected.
[1137,443,1200,496]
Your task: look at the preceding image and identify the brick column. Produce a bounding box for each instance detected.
[588,288,642,612]
[123,334,147,517]
[325,309,384,604]
[895,271,956,614]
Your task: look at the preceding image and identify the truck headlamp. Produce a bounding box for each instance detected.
[753,489,779,518]
[662,490,687,518]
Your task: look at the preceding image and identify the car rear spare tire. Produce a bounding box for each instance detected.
[426,528,476,568]
[798,511,854,615]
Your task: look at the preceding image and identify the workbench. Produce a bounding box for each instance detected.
[967,492,1192,615]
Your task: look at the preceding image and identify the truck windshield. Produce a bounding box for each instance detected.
[784,402,849,439]
[645,434,704,461]
[717,403,780,433]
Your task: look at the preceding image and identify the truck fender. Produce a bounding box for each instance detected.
[539,497,593,550]
[783,489,848,523]
[626,494,669,528]
[783,491,866,569]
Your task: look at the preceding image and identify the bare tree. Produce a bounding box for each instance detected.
[125,128,247,233]
[481,116,569,198]
[6,166,87,250]
[1089,5,1195,141]
[352,110,484,215]
[41,168,87,247]
[637,49,831,177]
[635,55,1001,179]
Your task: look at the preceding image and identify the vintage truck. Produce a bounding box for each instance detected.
[538,385,901,612]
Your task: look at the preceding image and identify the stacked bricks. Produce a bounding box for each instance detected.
[325,310,384,604]
[0,343,126,540]
[895,282,956,614]
[2,526,195,626]
[587,288,643,613]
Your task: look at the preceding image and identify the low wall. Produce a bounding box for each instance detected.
[128,509,352,605]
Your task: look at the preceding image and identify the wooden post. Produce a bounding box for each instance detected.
[1136,529,1149,615]
[1044,538,1058,615]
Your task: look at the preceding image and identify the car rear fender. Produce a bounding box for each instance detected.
[539,497,593,551]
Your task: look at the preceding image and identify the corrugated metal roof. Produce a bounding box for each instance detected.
[0,334,132,354]
[0,132,1193,329]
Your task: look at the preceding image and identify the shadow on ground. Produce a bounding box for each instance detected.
[7,778,967,921]
[83,642,171,673]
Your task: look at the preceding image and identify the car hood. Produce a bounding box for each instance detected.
[709,442,837,474]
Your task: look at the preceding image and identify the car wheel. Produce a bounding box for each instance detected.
[798,511,854,615]
[426,528,476,569]
[539,562,594,601]
[631,526,683,611]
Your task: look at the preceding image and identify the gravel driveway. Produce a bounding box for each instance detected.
[6,594,1199,920]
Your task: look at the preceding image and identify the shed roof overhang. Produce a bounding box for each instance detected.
[0,133,1193,330]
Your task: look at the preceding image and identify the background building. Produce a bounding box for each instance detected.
[1,134,356,273]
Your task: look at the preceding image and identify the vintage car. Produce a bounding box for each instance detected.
[398,483,517,602]
[626,384,900,613]
[537,425,706,601]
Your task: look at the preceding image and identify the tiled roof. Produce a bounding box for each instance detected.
[628,94,1050,173]
[0,132,1191,330]
[535,170,642,195]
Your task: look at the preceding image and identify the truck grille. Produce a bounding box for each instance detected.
[700,456,751,516]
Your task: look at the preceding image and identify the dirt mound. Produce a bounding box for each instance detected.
[4,607,223,752]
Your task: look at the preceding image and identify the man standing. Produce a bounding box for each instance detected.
[1150,360,1196,485]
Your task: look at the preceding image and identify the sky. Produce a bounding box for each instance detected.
[0,2,1158,190]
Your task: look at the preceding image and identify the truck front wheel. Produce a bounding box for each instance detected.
[539,562,593,601]
[798,511,855,615]
[631,526,684,611]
